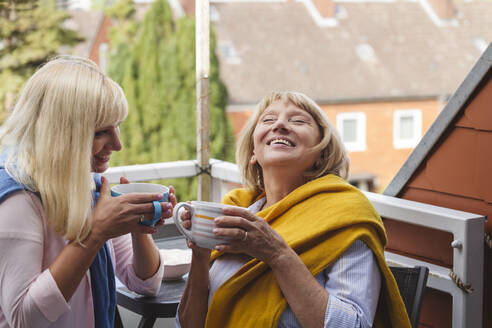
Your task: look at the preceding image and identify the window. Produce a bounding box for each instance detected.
[336,112,366,152]
[217,41,241,64]
[393,109,422,149]
[210,5,220,21]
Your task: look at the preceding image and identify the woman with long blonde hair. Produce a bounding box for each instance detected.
[0,56,175,327]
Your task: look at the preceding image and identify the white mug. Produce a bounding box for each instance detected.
[173,201,241,249]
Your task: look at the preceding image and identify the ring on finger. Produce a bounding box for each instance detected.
[241,230,248,242]
[139,215,145,223]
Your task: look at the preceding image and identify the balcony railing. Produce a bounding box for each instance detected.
[103,159,485,328]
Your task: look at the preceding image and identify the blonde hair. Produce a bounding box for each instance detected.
[236,91,350,192]
[0,56,128,243]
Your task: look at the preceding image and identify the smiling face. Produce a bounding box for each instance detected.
[91,124,122,173]
[252,100,321,173]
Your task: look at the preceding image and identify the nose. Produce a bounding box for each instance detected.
[271,116,289,131]
[111,127,123,151]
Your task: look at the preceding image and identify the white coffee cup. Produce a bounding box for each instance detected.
[173,201,241,249]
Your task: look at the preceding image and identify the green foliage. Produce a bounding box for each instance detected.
[0,0,82,121]
[107,0,235,201]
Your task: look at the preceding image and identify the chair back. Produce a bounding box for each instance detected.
[389,265,429,328]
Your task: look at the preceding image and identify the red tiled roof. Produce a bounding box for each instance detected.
[210,1,492,104]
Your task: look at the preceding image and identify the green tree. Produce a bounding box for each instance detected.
[0,0,82,121]
[107,0,235,201]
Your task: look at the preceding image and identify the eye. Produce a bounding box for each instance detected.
[95,129,111,137]
[290,117,307,124]
[261,115,276,123]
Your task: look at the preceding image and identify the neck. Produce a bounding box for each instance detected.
[262,167,308,208]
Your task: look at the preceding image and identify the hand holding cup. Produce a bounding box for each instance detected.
[111,182,172,227]
[91,177,170,240]
[173,201,242,249]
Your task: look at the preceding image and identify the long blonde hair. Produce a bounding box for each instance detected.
[0,56,128,243]
[236,91,350,193]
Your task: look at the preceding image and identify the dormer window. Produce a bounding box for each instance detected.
[355,43,377,64]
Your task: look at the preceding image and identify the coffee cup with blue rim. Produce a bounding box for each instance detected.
[110,183,169,227]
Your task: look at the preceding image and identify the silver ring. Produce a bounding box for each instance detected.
[139,215,145,222]
[241,231,248,242]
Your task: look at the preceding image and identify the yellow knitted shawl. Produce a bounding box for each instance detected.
[205,174,410,328]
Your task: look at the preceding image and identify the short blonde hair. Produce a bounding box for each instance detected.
[0,56,128,243]
[236,91,349,192]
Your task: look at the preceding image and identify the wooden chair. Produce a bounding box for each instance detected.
[389,266,429,328]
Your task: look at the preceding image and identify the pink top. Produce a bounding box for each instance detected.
[0,190,164,328]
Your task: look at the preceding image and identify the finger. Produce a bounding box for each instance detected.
[120,176,130,184]
[180,208,192,220]
[214,244,240,253]
[186,239,194,248]
[213,227,247,241]
[162,202,173,218]
[169,192,177,207]
[181,220,191,229]
[125,202,163,215]
[222,207,258,222]
[167,186,177,206]
[120,192,164,204]
[138,213,155,222]
[99,176,110,195]
[214,216,251,230]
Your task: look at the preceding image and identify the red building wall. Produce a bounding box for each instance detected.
[393,72,492,327]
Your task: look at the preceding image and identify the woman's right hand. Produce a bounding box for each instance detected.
[90,176,163,243]
[180,203,211,259]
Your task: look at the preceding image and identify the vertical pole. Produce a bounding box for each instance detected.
[196,0,211,201]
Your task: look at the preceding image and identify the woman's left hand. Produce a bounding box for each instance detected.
[119,177,176,227]
[213,206,290,264]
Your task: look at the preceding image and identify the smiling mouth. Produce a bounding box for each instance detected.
[268,138,295,147]
[95,155,111,162]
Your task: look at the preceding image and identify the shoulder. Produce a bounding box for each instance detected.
[305,175,376,213]
[0,190,44,243]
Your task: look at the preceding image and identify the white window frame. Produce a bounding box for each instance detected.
[336,112,366,152]
[393,109,422,149]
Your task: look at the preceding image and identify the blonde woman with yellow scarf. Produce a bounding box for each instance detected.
[177,91,410,328]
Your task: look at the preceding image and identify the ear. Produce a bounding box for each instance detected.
[250,154,257,165]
